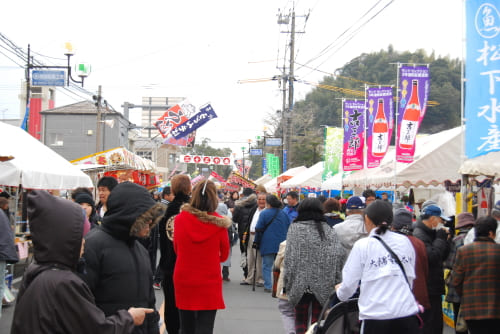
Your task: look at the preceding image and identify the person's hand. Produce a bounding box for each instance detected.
[128,307,154,326]
[435,228,448,240]
[252,242,259,249]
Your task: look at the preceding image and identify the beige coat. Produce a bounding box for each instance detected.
[273,240,288,300]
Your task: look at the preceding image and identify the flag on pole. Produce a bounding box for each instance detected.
[342,100,365,171]
[396,66,430,163]
[465,1,500,158]
[322,127,343,181]
[170,103,218,139]
[366,87,394,168]
[154,104,189,138]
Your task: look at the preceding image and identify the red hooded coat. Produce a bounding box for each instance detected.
[173,203,231,310]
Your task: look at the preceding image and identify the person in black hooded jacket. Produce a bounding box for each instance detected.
[158,174,192,334]
[81,182,165,334]
[11,190,153,334]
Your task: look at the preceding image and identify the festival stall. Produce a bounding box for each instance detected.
[71,147,160,190]
[254,174,272,186]
[342,127,462,190]
[281,162,323,189]
[263,166,307,194]
[458,150,500,215]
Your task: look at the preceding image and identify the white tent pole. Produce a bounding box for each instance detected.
[394,63,401,203]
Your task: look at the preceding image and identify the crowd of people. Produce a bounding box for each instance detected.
[2,178,500,334]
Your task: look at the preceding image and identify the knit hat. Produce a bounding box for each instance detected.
[74,192,95,208]
[456,212,475,228]
[346,196,365,210]
[392,208,413,230]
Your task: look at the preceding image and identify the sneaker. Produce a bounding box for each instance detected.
[256,282,264,287]
[240,281,251,285]
[153,282,161,290]
[264,288,272,293]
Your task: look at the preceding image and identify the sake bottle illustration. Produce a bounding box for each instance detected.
[399,80,420,149]
[372,98,388,157]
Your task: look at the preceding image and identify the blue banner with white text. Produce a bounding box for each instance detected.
[171,103,217,139]
[465,1,500,158]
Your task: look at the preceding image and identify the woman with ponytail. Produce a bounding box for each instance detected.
[336,200,421,334]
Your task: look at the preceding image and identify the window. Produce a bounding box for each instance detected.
[48,133,63,146]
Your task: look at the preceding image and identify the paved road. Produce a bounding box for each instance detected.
[1,248,455,333]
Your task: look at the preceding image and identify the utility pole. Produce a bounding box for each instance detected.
[278,9,306,172]
[95,85,102,153]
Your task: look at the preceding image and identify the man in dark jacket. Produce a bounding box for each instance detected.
[158,174,192,334]
[11,190,152,334]
[413,204,451,334]
[0,207,18,317]
[82,182,165,334]
[232,188,257,278]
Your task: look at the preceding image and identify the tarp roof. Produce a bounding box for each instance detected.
[458,150,500,178]
[254,174,272,185]
[342,127,462,190]
[281,162,324,188]
[0,122,93,190]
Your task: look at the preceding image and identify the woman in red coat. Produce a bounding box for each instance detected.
[173,180,231,334]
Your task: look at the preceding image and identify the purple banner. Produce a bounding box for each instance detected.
[396,66,430,163]
[366,87,394,168]
[342,100,365,171]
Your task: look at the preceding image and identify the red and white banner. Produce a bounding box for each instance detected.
[180,155,232,166]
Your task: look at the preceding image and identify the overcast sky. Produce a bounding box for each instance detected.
[0,0,462,154]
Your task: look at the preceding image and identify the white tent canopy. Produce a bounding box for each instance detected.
[254,174,272,185]
[458,150,500,178]
[264,166,307,193]
[342,127,462,190]
[281,162,324,188]
[0,122,93,190]
[321,172,348,191]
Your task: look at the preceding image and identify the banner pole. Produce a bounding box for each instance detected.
[394,63,401,203]
[364,84,368,192]
[341,99,345,198]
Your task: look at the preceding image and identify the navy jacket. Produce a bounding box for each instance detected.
[254,208,290,255]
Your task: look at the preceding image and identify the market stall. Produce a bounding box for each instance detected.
[71,147,160,190]
[263,166,307,193]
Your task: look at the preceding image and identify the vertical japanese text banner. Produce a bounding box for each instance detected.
[322,127,343,181]
[342,100,365,171]
[396,66,430,163]
[366,87,394,168]
[465,1,500,158]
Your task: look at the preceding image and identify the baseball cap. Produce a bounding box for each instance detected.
[422,205,451,221]
[494,200,500,211]
[346,196,365,210]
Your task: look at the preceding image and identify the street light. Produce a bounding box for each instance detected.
[241,146,246,178]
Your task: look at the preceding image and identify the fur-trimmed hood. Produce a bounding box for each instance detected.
[180,203,232,229]
[175,203,232,244]
[130,202,166,237]
[234,193,257,208]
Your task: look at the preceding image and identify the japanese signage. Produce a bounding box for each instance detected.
[154,104,190,138]
[366,87,394,168]
[265,137,282,146]
[266,153,280,178]
[342,100,365,171]
[228,172,256,189]
[396,66,430,163]
[465,1,500,158]
[180,155,232,166]
[32,70,65,86]
[322,127,343,181]
[171,104,218,139]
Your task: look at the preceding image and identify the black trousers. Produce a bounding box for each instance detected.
[163,274,180,334]
[179,309,217,334]
[422,294,443,334]
[362,315,420,334]
[467,319,500,334]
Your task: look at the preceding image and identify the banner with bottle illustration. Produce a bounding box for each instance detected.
[465,1,500,158]
[365,87,394,168]
[342,100,365,171]
[322,127,343,181]
[396,66,430,162]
